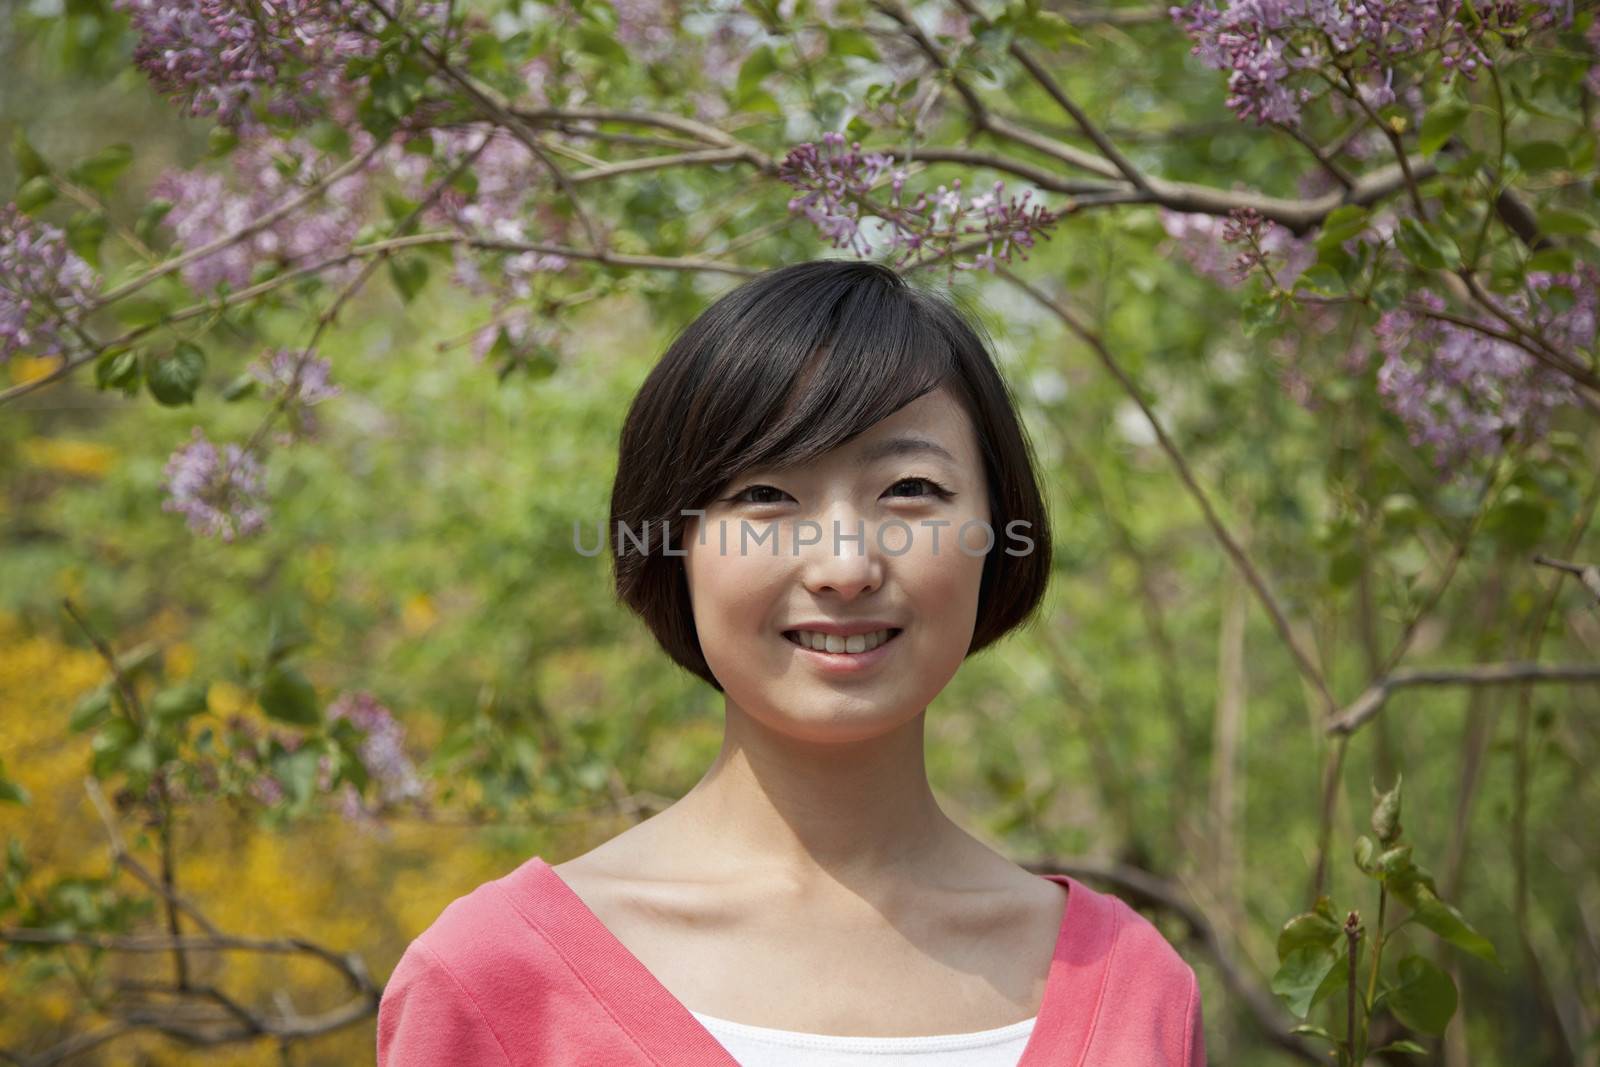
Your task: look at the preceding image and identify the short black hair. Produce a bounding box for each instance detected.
[609,258,1052,691]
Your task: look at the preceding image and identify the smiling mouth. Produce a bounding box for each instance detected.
[782,628,903,655]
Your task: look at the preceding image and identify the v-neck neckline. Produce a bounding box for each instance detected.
[508,855,1117,1067]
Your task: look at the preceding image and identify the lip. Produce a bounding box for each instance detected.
[782,627,904,675]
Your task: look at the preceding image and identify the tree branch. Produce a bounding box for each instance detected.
[1329,662,1600,736]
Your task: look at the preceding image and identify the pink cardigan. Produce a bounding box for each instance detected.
[377,855,1206,1066]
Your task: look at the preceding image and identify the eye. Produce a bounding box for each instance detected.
[884,477,955,500]
[728,484,792,506]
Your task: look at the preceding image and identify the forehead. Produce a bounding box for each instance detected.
[858,387,974,449]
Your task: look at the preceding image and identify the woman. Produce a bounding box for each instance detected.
[377,259,1206,1065]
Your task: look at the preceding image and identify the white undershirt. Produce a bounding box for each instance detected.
[689,1009,1037,1066]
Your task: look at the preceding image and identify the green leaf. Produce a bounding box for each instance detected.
[1016,9,1081,48]
[207,126,239,158]
[221,374,260,402]
[1240,291,1279,336]
[143,341,207,406]
[1410,893,1498,964]
[307,119,352,156]
[740,88,781,115]
[1378,844,1415,875]
[259,665,320,727]
[1373,1040,1429,1054]
[1318,205,1370,247]
[1327,547,1362,589]
[1271,942,1342,1018]
[15,175,56,214]
[1419,100,1470,155]
[94,348,141,394]
[90,717,140,776]
[1484,490,1547,553]
[576,25,629,66]
[150,681,209,726]
[1510,140,1568,173]
[1385,954,1457,1034]
[1395,217,1457,270]
[67,143,133,193]
[66,210,108,266]
[388,255,429,303]
[133,197,176,244]
[0,759,29,807]
[1525,247,1575,274]
[737,45,779,104]
[1537,209,1593,237]
[1289,1023,1336,1045]
[1371,773,1403,844]
[826,27,880,61]
[13,128,49,180]
[70,686,113,732]
[266,610,311,666]
[1294,264,1344,295]
[1354,834,1378,875]
[273,745,323,806]
[1277,909,1343,961]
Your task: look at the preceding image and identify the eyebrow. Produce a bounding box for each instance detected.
[855,435,959,467]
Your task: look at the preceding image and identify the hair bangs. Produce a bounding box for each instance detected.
[683,272,958,507]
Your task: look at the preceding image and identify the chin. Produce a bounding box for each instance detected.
[742,690,922,741]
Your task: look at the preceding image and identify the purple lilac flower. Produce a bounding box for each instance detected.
[0,205,101,362]
[778,133,1060,271]
[612,0,677,64]
[326,691,426,814]
[1160,207,1314,288]
[394,125,571,345]
[115,0,378,128]
[1372,269,1593,474]
[161,427,270,541]
[955,180,1062,273]
[151,133,375,293]
[247,774,287,806]
[1169,0,1554,127]
[249,347,341,442]
[779,133,897,256]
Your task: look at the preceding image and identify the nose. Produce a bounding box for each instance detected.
[798,504,884,600]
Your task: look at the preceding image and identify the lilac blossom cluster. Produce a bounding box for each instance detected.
[151,133,376,293]
[249,347,342,442]
[1159,207,1314,288]
[0,206,101,362]
[324,690,426,821]
[224,696,426,823]
[1369,269,1593,474]
[115,0,376,128]
[1169,0,1568,127]
[392,125,572,360]
[160,427,270,542]
[778,133,1061,272]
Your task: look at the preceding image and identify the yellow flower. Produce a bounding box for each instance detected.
[401,592,437,635]
[20,437,116,479]
[207,679,252,717]
[6,354,62,386]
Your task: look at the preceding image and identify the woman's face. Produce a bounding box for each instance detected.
[682,386,992,743]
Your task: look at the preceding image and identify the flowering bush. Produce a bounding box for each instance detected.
[2,0,1597,1062]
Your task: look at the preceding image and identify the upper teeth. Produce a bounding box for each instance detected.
[788,629,894,654]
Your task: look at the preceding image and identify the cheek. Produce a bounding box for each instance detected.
[905,536,987,640]
[685,533,784,646]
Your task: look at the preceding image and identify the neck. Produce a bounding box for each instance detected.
[668,698,963,891]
